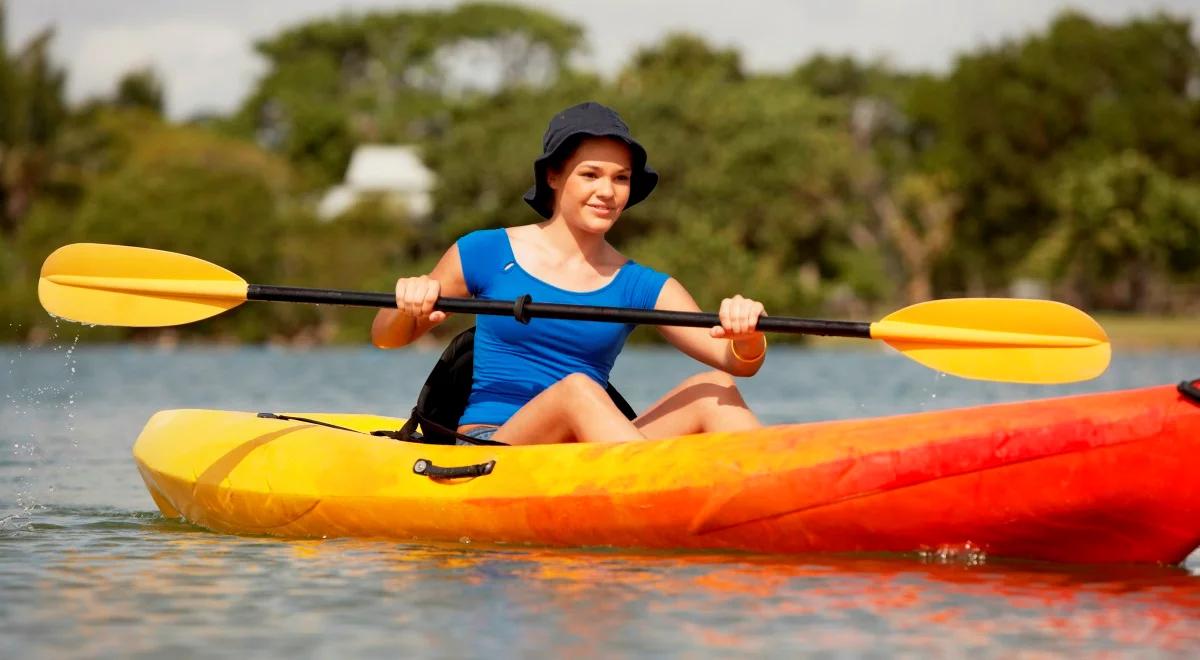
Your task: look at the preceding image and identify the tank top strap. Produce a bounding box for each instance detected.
[619,261,670,310]
[456,229,515,297]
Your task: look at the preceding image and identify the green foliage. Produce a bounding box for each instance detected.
[278,199,427,343]
[5,3,1200,345]
[622,33,744,88]
[0,9,68,235]
[909,12,1200,288]
[612,39,866,314]
[233,3,585,187]
[794,54,914,102]
[8,119,299,342]
[73,139,284,268]
[1025,151,1200,309]
[113,67,165,115]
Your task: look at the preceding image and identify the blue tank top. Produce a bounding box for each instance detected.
[456,228,669,426]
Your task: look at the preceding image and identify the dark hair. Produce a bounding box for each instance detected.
[541,134,586,178]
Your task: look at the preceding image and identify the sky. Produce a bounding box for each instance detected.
[9,0,1200,119]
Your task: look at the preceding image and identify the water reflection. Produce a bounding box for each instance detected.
[22,516,1200,657]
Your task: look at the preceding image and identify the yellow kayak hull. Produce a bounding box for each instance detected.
[133,384,1200,563]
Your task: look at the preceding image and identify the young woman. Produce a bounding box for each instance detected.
[372,102,767,446]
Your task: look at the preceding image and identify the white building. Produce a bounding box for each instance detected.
[318,145,434,221]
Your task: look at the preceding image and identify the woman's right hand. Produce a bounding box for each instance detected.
[395,275,446,324]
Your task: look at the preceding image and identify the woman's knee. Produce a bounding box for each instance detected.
[680,370,748,410]
[683,369,737,388]
[556,372,608,399]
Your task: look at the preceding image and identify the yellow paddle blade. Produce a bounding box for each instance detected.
[870,298,1111,384]
[39,243,249,327]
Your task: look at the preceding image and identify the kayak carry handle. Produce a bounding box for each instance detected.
[413,458,496,479]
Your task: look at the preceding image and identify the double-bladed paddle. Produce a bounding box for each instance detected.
[38,243,1110,383]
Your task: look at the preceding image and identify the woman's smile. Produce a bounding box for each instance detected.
[587,202,616,217]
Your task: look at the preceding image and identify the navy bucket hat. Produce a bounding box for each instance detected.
[523,102,658,219]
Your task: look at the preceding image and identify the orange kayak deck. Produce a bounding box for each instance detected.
[132,383,1200,564]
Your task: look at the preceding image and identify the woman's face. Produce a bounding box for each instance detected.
[548,137,633,234]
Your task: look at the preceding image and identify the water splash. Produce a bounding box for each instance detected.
[3,323,83,525]
[917,370,949,410]
[917,541,988,566]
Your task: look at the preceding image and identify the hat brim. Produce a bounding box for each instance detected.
[523,131,658,219]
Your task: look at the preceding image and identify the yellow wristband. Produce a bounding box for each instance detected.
[730,336,767,362]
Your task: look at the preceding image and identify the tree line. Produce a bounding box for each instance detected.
[3,2,1198,344]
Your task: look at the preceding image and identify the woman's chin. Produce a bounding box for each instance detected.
[585,220,616,235]
[564,212,617,234]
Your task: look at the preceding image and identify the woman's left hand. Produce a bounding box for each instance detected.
[711,294,766,340]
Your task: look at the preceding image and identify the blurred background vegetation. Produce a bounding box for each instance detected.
[3,2,1199,345]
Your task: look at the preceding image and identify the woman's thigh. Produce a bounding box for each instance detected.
[489,385,576,446]
[634,370,757,439]
[491,373,641,445]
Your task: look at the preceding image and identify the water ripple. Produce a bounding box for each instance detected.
[4,345,1200,656]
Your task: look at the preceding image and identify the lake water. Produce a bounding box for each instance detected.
[4,333,1200,657]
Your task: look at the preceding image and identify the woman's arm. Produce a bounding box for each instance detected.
[371,244,469,349]
[653,278,767,377]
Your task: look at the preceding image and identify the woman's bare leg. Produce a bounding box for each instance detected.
[490,373,644,446]
[634,370,761,439]
[487,370,760,446]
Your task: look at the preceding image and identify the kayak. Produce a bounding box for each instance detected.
[133,381,1200,564]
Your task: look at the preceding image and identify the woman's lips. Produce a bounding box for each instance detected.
[587,204,615,216]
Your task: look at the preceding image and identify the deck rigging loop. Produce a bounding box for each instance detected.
[1178,379,1200,404]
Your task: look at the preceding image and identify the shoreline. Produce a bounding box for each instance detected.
[4,319,1195,352]
[790,314,1200,352]
[7,315,1199,351]
[1091,314,1200,351]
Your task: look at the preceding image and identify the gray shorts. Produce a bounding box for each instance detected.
[457,425,500,446]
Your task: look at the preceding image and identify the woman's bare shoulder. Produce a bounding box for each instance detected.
[606,244,631,268]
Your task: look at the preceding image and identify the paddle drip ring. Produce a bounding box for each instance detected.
[1178,379,1200,404]
[512,294,533,324]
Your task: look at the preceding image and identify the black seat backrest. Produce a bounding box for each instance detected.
[395,327,638,445]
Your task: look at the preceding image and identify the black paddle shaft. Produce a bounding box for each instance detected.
[247,284,872,339]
